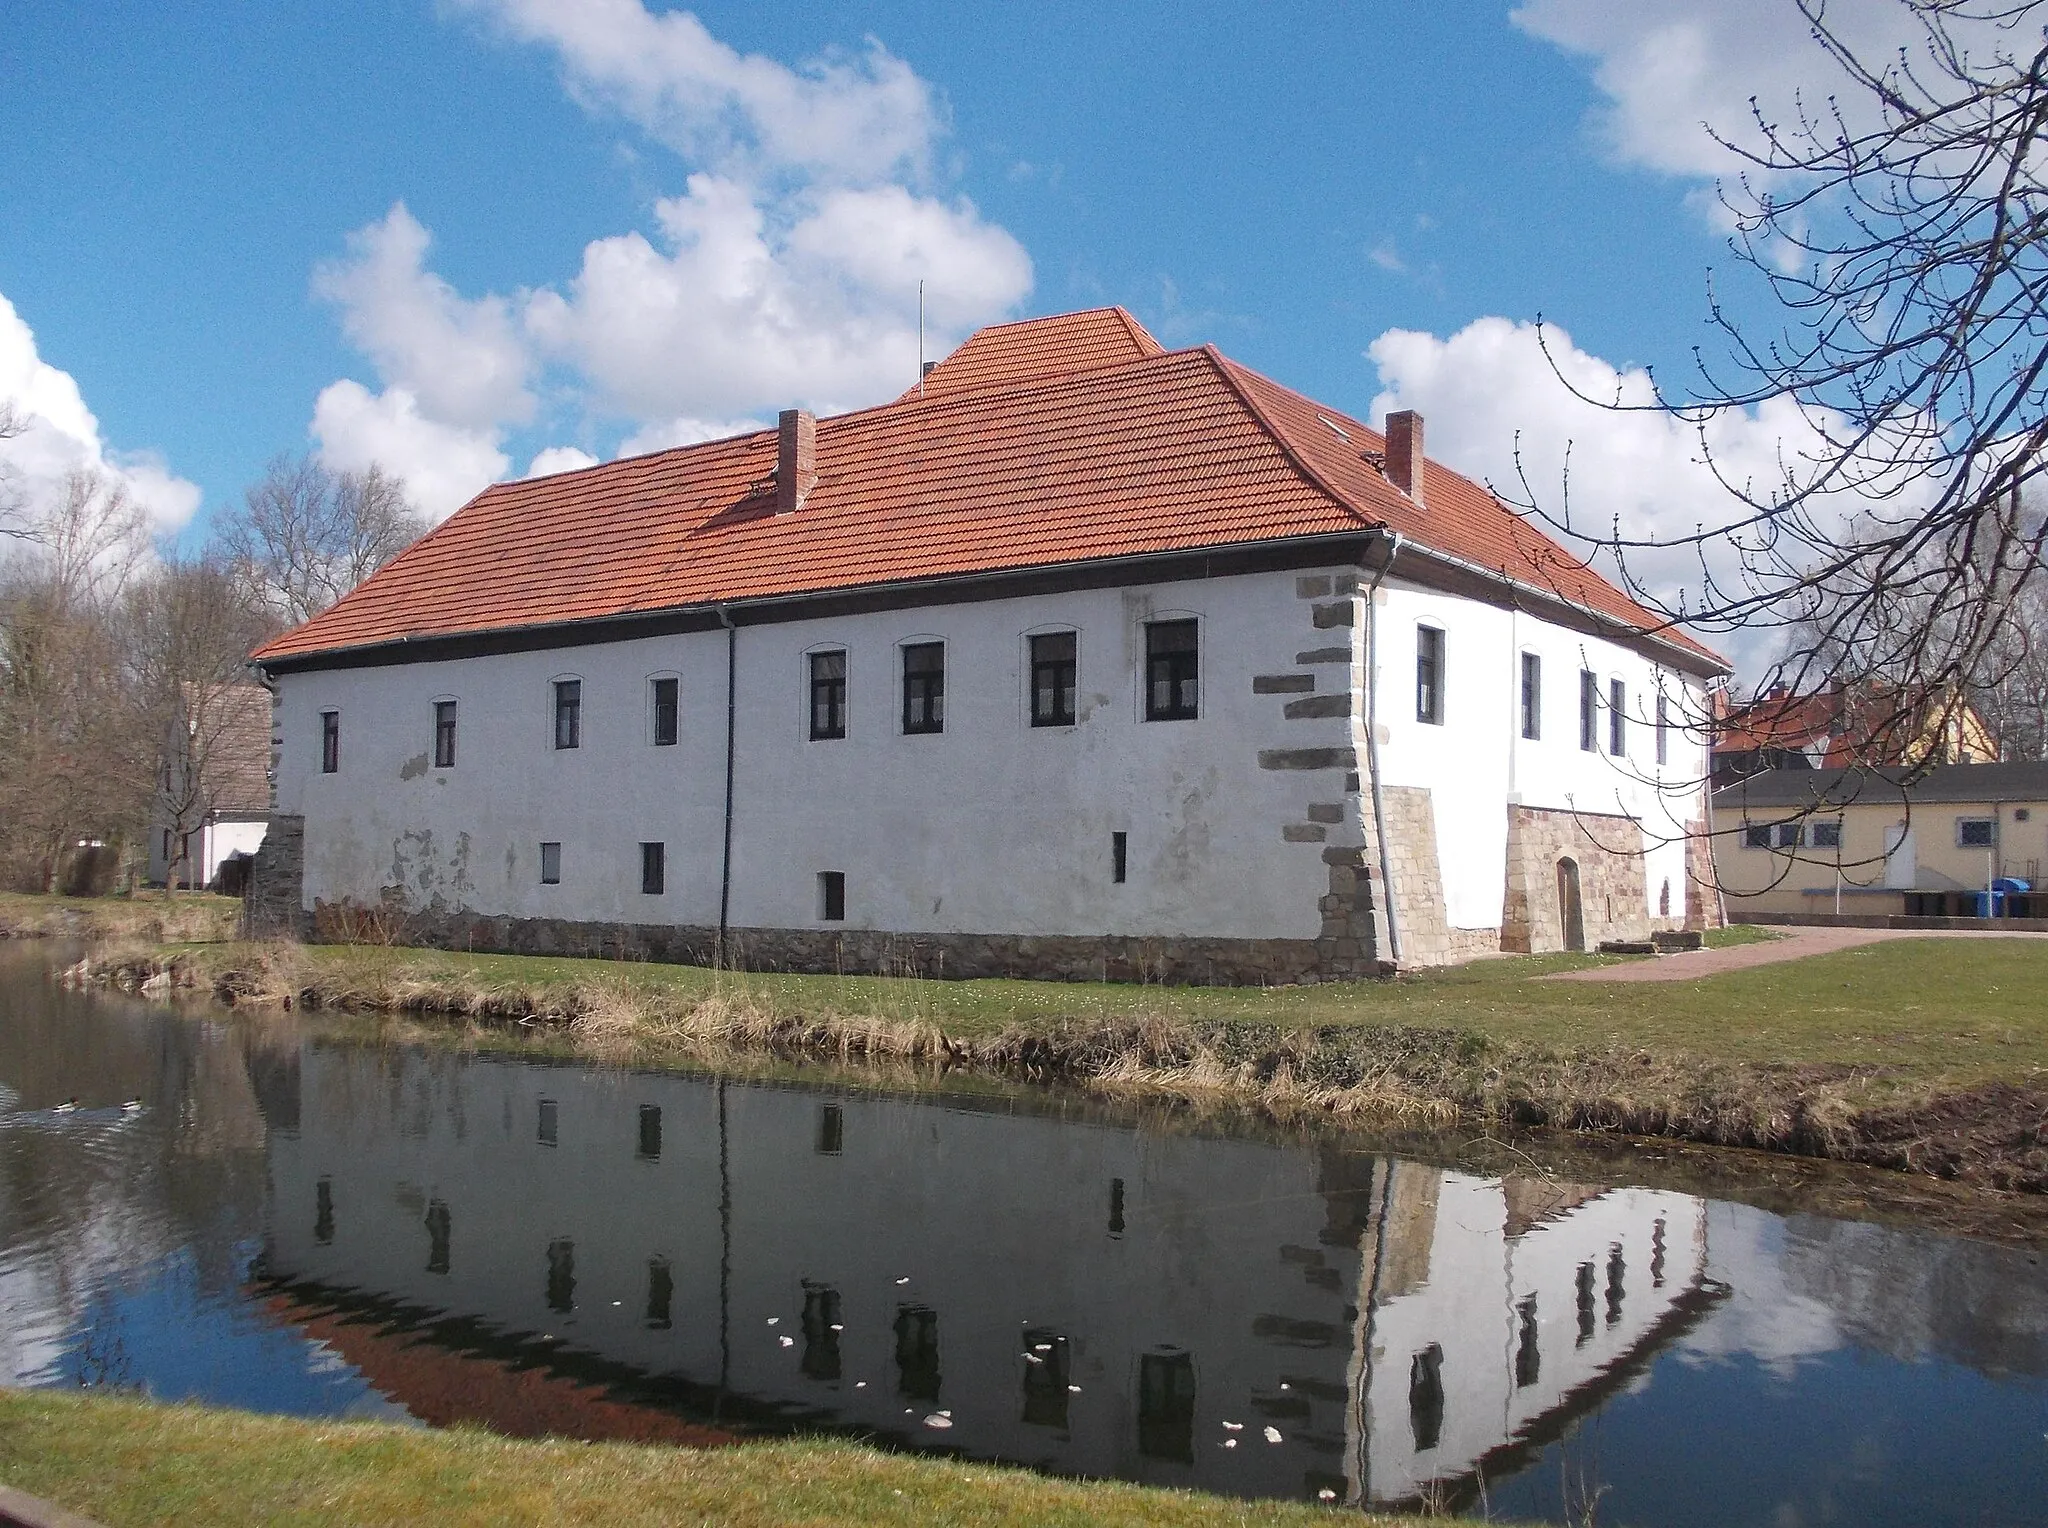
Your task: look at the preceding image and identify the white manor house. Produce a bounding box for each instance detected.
[249,309,1726,979]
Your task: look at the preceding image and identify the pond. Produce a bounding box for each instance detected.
[0,953,2043,1525]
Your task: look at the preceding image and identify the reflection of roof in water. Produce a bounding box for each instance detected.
[259,1282,742,1447]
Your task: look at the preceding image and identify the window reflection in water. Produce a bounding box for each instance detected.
[536,1098,558,1147]
[815,1105,843,1156]
[637,1104,661,1161]
[646,1257,672,1330]
[802,1284,842,1381]
[547,1238,576,1314]
[1020,1329,1071,1429]
[1109,1177,1125,1236]
[424,1198,450,1275]
[1138,1349,1195,1462]
[1575,1261,1596,1347]
[1514,1295,1540,1389]
[313,1177,333,1246]
[895,1305,940,1401]
[1409,1343,1445,1451]
[1606,1245,1626,1326]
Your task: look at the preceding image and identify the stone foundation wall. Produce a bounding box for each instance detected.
[1499,805,1651,953]
[244,814,307,939]
[319,900,1362,986]
[1683,818,1722,930]
[1359,784,1499,967]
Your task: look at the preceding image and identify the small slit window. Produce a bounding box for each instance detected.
[321,710,340,774]
[901,642,944,734]
[1030,632,1077,727]
[810,651,847,740]
[1655,689,1670,765]
[1579,670,1598,752]
[1416,625,1445,725]
[1112,831,1127,884]
[818,870,845,921]
[651,677,679,747]
[553,680,581,750]
[1520,653,1541,741]
[640,841,665,895]
[539,841,562,885]
[1144,619,1199,721]
[1609,678,1627,756]
[433,701,456,768]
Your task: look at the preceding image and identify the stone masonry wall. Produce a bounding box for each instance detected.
[1499,805,1651,953]
[244,814,308,940]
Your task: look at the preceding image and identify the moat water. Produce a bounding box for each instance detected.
[0,952,2043,1525]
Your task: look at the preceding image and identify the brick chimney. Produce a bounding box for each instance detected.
[776,408,817,514]
[1384,410,1424,506]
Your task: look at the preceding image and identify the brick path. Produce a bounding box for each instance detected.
[1540,924,2048,983]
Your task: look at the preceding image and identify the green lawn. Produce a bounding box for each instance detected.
[270,929,2048,1092]
[0,1391,1436,1528]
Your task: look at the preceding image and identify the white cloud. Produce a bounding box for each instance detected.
[523,445,599,478]
[524,174,1030,419]
[1367,315,1845,672]
[453,0,939,182]
[304,5,1031,516]
[0,291,201,534]
[1512,0,2029,187]
[313,203,534,432]
[618,414,762,458]
[310,379,508,521]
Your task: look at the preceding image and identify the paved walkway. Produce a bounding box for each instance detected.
[1541,924,2048,983]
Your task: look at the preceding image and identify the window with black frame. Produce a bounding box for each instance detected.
[901,643,944,734]
[810,651,847,739]
[433,701,457,768]
[1520,652,1541,740]
[1030,632,1076,726]
[1579,670,1598,752]
[1609,678,1627,755]
[1145,620,1198,720]
[1416,625,1445,725]
[320,710,339,773]
[651,677,678,746]
[553,680,581,750]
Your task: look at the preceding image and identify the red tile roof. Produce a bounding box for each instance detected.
[254,309,1724,671]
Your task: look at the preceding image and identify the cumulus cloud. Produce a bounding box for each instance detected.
[0,291,201,534]
[1511,0,2026,190]
[305,4,1030,518]
[523,445,599,478]
[452,0,939,182]
[525,174,1030,419]
[1368,315,1844,672]
[310,379,508,521]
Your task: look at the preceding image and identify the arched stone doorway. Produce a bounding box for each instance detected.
[1556,857,1585,952]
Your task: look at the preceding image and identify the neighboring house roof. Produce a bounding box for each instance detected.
[1711,761,2048,812]
[178,681,271,814]
[252,308,1725,673]
[1713,685,1997,767]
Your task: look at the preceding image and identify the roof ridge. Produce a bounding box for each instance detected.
[1109,305,1164,355]
[1205,349,1381,530]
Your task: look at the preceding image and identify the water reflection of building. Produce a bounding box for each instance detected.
[263,1045,1715,1505]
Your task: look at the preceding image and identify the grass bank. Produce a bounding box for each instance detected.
[0,890,241,945]
[75,930,2048,1193]
[0,1390,1427,1528]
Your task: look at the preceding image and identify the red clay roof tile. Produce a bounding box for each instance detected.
[253,308,1723,671]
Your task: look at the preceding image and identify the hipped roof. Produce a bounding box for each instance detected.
[254,308,1724,673]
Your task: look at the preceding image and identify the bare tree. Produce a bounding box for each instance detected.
[1520,1,2048,764]
[211,455,426,627]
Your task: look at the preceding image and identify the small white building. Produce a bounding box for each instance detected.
[249,309,1726,976]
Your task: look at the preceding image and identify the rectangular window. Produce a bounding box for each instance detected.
[651,677,678,747]
[1112,831,1127,884]
[1958,818,1997,848]
[1138,1351,1197,1463]
[894,1306,941,1402]
[433,700,457,769]
[901,642,945,734]
[537,1098,558,1147]
[818,870,845,921]
[553,680,581,750]
[1609,679,1627,756]
[816,1104,844,1155]
[1773,822,1805,849]
[1021,1329,1073,1430]
[1144,619,1199,721]
[1520,652,1541,741]
[640,841,665,895]
[321,710,340,774]
[646,1258,673,1330]
[1812,820,1842,849]
[1030,632,1077,727]
[1579,671,1598,752]
[637,1104,661,1161]
[539,841,562,885]
[809,651,847,739]
[1655,691,1670,765]
[1744,823,1771,849]
[1416,625,1445,725]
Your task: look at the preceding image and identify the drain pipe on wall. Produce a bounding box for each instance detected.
[716,607,738,968]
[1363,531,1404,967]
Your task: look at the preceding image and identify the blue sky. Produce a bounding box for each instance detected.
[0,1,1902,588]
